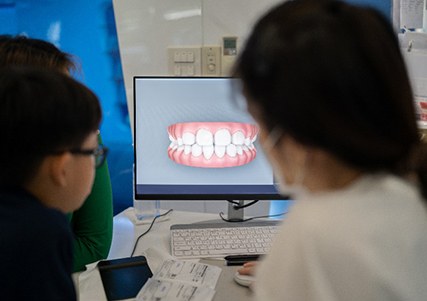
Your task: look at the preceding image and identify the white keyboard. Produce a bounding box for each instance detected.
[170,220,280,259]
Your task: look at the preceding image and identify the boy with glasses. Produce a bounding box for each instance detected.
[0,35,113,272]
[0,67,107,300]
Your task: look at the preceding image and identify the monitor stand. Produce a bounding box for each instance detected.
[227,200,245,222]
[195,200,253,225]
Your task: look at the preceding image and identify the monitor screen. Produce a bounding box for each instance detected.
[133,76,282,200]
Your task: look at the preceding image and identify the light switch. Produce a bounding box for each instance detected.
[174,65,181,76]
[187,51,195,62]
[167,47,201,76]
[202,46,221,76]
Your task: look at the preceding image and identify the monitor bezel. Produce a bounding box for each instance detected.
[133,76,286,201]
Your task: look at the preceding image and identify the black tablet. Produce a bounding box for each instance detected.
[98,256,153,301]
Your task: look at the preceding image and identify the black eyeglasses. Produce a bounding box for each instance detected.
[68,144,109,168]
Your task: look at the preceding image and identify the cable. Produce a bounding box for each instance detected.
[219,211,287,222]
[223,199,286,222]
[130,209,173,257]
[228,199,259,209]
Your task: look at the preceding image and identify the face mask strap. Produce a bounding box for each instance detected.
[262,126,284,153]
[294,151,309,187]
[263,126,310,198]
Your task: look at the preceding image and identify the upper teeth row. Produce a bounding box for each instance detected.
[169,129,257,159]
[169,128,256,147]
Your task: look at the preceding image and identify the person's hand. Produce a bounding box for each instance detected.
[237,261,257,276]
[235,261,257,289]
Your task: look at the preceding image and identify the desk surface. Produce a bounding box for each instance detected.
[77,209,255,301]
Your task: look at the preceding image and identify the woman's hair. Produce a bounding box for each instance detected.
[0,67,101,188]
[234,0,427,198]
[0,35,77,73]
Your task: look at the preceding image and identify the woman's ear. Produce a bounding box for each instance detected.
[48,153,73,187]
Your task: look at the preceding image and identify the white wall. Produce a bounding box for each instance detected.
[113,0,283,215]
[113,0,281,131]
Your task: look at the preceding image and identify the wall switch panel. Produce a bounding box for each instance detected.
[221,36,238,76]
[202,46,221,76]
[168,47,201,76]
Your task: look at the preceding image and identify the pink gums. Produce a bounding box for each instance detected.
[167,122,258,168]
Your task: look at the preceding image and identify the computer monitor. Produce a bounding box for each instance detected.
[133,76,283,214]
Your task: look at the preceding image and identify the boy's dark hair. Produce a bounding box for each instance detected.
[0,66,102,188]
[0,35,77,73]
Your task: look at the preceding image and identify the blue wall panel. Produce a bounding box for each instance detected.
[345,0,391,17]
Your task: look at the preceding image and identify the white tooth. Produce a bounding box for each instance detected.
[203,145,214,159]
[184,145,191,155]
[169,135,174,142]
[182,132,195,145]
[196,129,213,146]
[232,131,245,145]
[226,144,237,157]
[251,134,258,142]
[248,143,254,150]
[191,144,202,157]
[169,141,178,150]
[215,145,226,158]
[244,137,251,147]
[214,129,231,146]
[236,145,243,155]
[242,145,249,152]
[177,145,184,152]
[177,137,183,146]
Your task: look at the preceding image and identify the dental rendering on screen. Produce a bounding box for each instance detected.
[167,122,258,168]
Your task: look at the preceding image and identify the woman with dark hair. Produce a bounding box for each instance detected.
[0,35,113,272]
[234,0,427,300]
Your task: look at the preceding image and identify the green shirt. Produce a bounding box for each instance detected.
[67,135,113,272]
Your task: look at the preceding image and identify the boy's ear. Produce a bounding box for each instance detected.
[48,153,72,187]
